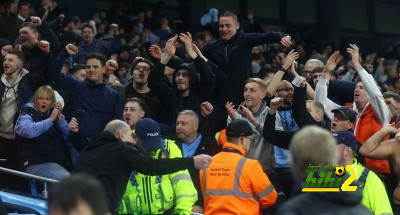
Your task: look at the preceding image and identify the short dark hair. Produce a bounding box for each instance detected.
[86,53,106,67]
[72,64,86,74]
[126,97,145,111]
[18,2,30,10]
[20,22,38,32]
[48,174,109,215]
[383,91,400,103]
[131,58,153,73]
[81,24,94,33]
[219,11,238,22]
[7,50,24,62]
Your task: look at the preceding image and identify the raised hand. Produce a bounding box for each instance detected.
[201,101,214,117]
[346,44,363,72]
[270,97,284,112]
[280,35,292,48]
[240,105,258,127]
[179,32,197,59]
[50,102,62,121]
[38,40,50,54]
[193,154,213,169]
[66,43,78,55]
[69,117,79,133]
[105,59,118,72]
[282,50,299,70]
[30,16,42,27]
[225,101,237,121]
[110,23,119,35]
[1,45,13,56]
[149,44,162,60]
[191,43,207,61]
[164,35,178,57]
[324,51,341,73]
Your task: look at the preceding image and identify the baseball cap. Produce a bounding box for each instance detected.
[333,131,359,152]
[331,106,356,122]
[135,118,164,151]
[226,119,253,137]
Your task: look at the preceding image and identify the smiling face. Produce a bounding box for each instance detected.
[85,58,105,84]
[19,26,39,47]
[81,26,94,43]
[243,82,265,110]
[275,81,294,107]
[123,101,144,129]
[3,53,23,76]
[219,16,239,41]
[132,62,150,85]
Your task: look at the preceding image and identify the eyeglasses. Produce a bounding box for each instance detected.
[276,87,294,92]
[134,65,150,72]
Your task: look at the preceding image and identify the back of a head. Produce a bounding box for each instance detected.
[104,120,130,136]
[289,126,337,181]
[48,174,110,215]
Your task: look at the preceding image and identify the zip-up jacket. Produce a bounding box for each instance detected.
[200,142,277,214]
[119,139,197,215]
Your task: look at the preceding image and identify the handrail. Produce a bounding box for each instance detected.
[0,167,59,184]
[0,166,59,198]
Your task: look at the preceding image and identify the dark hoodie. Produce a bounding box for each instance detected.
[276,173,372,215]
[74,131,195,214]
[148,56,215,124]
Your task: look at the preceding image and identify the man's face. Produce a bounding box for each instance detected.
[3,53,22,76]
[132,62,150,85]
[123,101,144,129]
[219,16,239,41]
[7,3,17,15]
[176,114,198,142]
[175,69,192,92]
[354,82,368,106]
[243,82,265,109]
[312,73,322,87]
[81,27,94,43]
[384,97,399,117]
[275,83,294,106]
[19,26,38,47]
[73,69,87,81]
[85,58,104,84]
[18,5,29,18]
[330,112,353,132]
[49,199,95,215]
[306,102,321,122]
[302,62,317,80]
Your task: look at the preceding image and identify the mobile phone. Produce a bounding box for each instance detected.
[74,109,85,124]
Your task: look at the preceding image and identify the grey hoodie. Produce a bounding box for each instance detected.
[227,100,282,171]
[0,68,29,139]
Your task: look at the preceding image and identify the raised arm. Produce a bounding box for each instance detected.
[265,50,298,97]
[359,124,399,160]
[347,44,391,125]
[314,51,342,119]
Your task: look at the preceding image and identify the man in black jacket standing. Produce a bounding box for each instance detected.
[201,11,292,132]
[74,120,213,214]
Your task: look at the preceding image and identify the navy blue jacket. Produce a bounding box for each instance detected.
[202,30,286,107]
[49,49,123,138]
[74,37,121,64]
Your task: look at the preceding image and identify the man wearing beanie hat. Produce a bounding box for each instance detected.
[200,119,277,214]
[119,118,197,215]
[334,131,392,215]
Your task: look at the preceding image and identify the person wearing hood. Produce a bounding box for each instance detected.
[276,126,372,215]
[0,50,33,190]
[148,33,215,135]
[201,11,292,133]
[15,85,71,181]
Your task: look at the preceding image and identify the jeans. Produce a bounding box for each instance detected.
[25,162,70,181]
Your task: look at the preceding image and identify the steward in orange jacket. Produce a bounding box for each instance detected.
[200,120,277,214]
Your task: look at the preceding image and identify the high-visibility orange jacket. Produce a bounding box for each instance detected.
[347,103,391,174]
[200,142,277,215]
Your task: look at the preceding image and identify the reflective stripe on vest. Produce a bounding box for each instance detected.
[203,157,274,199]
[171,174,193,185]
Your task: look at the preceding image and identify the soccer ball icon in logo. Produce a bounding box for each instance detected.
[335,166,346,177]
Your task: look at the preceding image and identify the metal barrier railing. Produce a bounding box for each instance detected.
[0,166,59,198]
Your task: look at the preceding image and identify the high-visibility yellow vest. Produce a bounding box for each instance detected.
[119,139,197,215]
